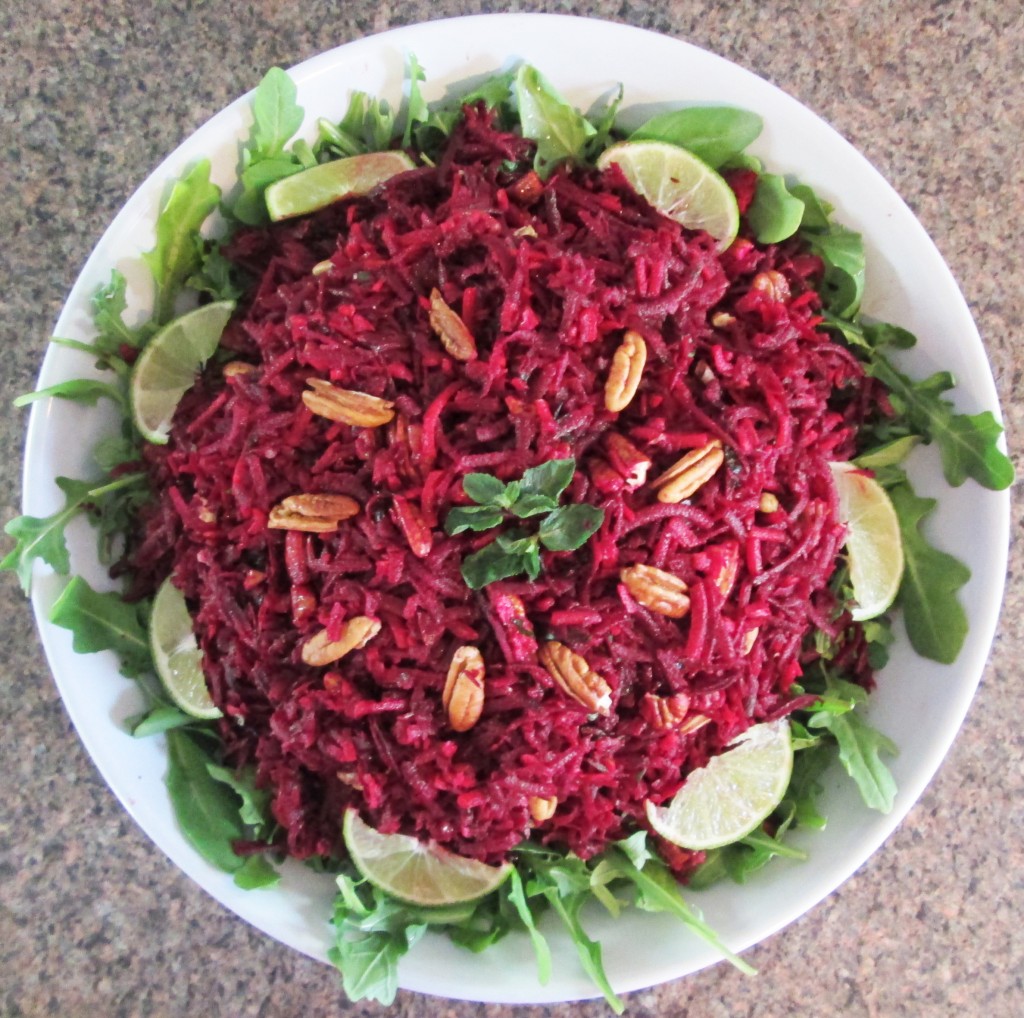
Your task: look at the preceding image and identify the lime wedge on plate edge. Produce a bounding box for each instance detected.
[829,461,905,621]
[596,140,740,250]
[130,300,234,444]
[645,719,793,850]
[265,151,416,221]
[150,577,221,720]
[343,809,512,906]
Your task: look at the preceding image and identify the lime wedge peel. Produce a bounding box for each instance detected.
[829,461,905,622]
[150,577,221,720]
[645,719,793,851]
[595,140,740,251]
[343,809,512,906]
[130,300,235,444]
[265,151,416,221]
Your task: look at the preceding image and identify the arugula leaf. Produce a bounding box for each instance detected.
[583,84,624,161]
[888,481,971,662]
[206,763,274,834]
[90,269,145,351]
[803,225,865,318]
[808,708,897,813]
[48,575,152,678]
[783,741,832,830]
[1,474,143,593]
[444,505,505,535]
[143,160,221,323]
[538,504,605,551]
[462,472,509,505]
[787,182,833,230]
[505,868,552,983]
[188,242,245,301]
[14,378,125,410]
[165,729,246,872]
[402,53,430,148]
[514,64,595,178]
[868,354,1013,490]
[862,616,896,670]
[631,106,762,168]
[249,66,304,157]
[129,703,196,738]
[232,854,280,890]
[747,173,805,244]
[329,928,406,1005]
[519,457,575,500]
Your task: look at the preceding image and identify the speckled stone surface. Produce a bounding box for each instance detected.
[2,1,1022,1015]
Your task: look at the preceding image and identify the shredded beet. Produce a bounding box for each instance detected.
[127,106,880,868]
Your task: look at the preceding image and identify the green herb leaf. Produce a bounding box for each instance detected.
[462,472,508,505]
[90,269,145,351]
[519,457,575,500]
[509,492,560,518]
[514,64,596,179]
[787,182,834,230]
[14,378,125,410]
[206,763,274,833]
[329,930,405,1005]
[249,66,304,158]
[538,504,605,552]
[460,539,532,590]
[854,435,920,470]
[444,505,505,535]
[143,160,221,323]
[631,106,763,168]
[129,703,195,738]
[888,480,971,662]
[808,708,897,812]
[804,225,865,318]
[783,740,832,830]
[583,84,624,161]
[232,854,281,890]
[402,53,430,148]
[164,728,245,872]
[747,173,805,244]
[188,242,245,301]
[48,575,152,678]
[505,868,552,984]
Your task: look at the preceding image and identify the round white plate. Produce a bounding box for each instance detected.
[22,12,1010,1006]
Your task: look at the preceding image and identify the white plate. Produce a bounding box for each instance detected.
[22,12,1010,1006]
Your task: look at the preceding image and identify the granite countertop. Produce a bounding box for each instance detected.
[2,2,1021,1015]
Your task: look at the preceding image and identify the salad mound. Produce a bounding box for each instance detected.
[125,103,878,867]
[5,61,1012,1009]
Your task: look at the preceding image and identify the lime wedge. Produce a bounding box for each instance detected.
[596,140,740,250]
[150,577,221,720]
[342,810,512,906]
[130,301,234,444]
[265,152,416,221]
[645,719,792,850]
[829,462,905,621]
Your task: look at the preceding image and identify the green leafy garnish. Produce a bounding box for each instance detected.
[631,106,762,168]
[48,575,152,679]
[445,458,605,589]
[747,173,805,243]
[514,65,595,179]
[13,378,126,411]
[143,159,221,322]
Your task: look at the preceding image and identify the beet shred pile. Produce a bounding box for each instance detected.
[128,106,881,870]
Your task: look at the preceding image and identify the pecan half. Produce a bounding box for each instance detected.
[443,646,486,732]
[390,496,433,559]
[678,713,711,736]
[710,311,735,329]
[301,616,381,666]
[528,795,558,823]
[620,563,691,618]
[643,692,691,731]
[604,330,647,412]
[429,288,477,361]
[539,641,612,715]
[303,378,395,427]
[223,360,256,378]
[653,439,724,503]
[741,627,759,655]
[268,493,361,532]
[312,258,334,276]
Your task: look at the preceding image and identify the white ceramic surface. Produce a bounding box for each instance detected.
[21,13,1010,1006]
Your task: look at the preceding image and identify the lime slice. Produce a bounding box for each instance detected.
[130,301,234,444]
[343,809,512,906]
[829,462,905,621]
[150,577,221,720]
[596,140,740,250]
[645,719,792,850]
[265,152,416,221]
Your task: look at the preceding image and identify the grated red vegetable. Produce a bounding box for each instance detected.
[127,106,880,868]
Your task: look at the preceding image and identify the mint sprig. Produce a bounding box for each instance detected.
[444,458,604,589]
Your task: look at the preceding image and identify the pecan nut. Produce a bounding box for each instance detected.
[301,616,381,666]
[223,360,256,378]
[604,329,647,412]
[539,641,612,715]
[429,288,477,362]
[443,646,486,732]
[741,627,759,655]
[528,795,558,823]
[653,439,724,503]
[303,378,396,427]
[620,564,691,619]
[678,713,711,736]
[390,496,433,559]
[268,493,361,532]
[751,269,791,303]
[605,432,652,490]
[643,692,691,731]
